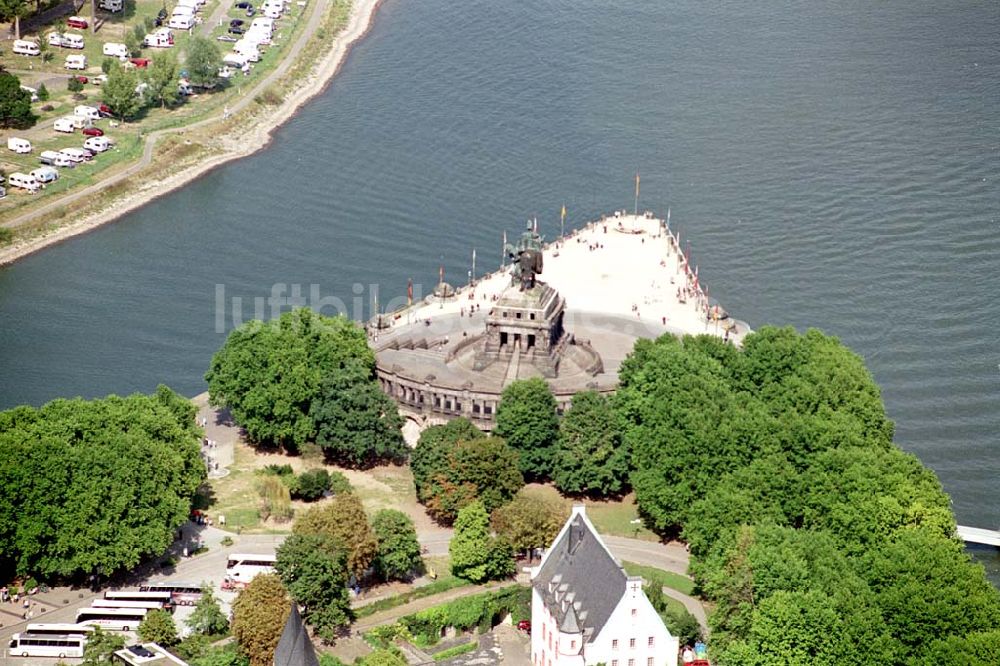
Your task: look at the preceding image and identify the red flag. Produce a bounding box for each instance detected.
[407,278,413,305]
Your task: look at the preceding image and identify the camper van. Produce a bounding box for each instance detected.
[59,148,91,163]
[167,15,195,30]
[103,42,128,58]
[20,85,39,102]
[53,117,76,133]
[176,0,201,9]
[70,115,93,129]
[83,136,110,153]
[74,105,101,121]
[30,166,59,184]
[143,29,174,48]
[98,0,123,11]
[7,137,32,154]
[8,173,41,193]
[171,5,195,18]
[262,5,282,19]
[47,32,64,47]
[222,53,250,72]
[39,150,76,167]
[232,40,260,62]
[61,33,85,49]
[12,40,40,56]
[64,54,88,70]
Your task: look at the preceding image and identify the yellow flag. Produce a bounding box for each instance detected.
[561,204,566,220]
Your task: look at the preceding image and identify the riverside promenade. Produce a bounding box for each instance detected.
[383,211,748,345]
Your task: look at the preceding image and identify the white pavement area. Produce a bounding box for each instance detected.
[388,212,747,344]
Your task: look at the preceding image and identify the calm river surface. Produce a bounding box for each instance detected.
[1,1,997,575]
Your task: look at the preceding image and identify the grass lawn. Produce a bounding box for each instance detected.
[621,561,695,596]
[519,484,661,542]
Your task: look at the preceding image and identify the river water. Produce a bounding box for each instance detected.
[1,0,997,575]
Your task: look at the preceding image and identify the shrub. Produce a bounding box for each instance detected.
[399,587,530,646]
[67,77,83,93]
[36,84,49,101]
[291,468,331,501]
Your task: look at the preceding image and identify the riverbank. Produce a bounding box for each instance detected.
[0,0,384,267]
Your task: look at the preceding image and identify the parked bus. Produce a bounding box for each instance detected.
[8,632,86,658]
[225,553,277,584]
[92,599,170,613]
[25,623,95,636]
[138,582,203,606]
[105,589,174,610]
[75,606,147,632]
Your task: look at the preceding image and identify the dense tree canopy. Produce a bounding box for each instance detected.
[205,308,374,452]
[311,370,407,467]
[275,533,351,642]
[494,377,560,479]
[0,67,35,128]
[293,491,378,579]
[372,509,423,582]
[411,418,482,497]
[231,574,291,666]
[185,36,223,88]
[613,327,1000,663]
[0,386,204,580]
[412,428,523,525]
[187,586,229,636]
[449,501,514,583]
[552,390,628,496]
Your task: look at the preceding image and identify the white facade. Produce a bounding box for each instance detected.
[530,507,678,666]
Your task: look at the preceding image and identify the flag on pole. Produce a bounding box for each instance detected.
[439,264,444,285]
[635,172,640,198]
[561,204,567,221]
[533,217,538,234]
[407,278,413,305]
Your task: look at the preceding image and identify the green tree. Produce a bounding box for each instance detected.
[490,487,568,558]
[0,1,30,40]
[81,627,126,665]
[205,308,373,451]
[862,530,1000,657]
[231,574,291,666]
[190,644,249,666]
[419,436,523,524]
[293,492,378,579]
[310,370,407,467]
[0,68,35,128]
[372,509,423,581]
[186,36,223,89]
[411,418,483,497]
[275,533,351,642]
[138,608,179,646]
[144,50,179,108]
[123,32,141,58]
[102,62,142,121]
[0,387,203,579]
[67,76,84,94]
[494,378,559,479]
[449,501,514,583]
[187,585,229,636]
[37,83,49,101]
[553,390,628,496]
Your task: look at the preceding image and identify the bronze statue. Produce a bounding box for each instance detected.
[505,220,544,291]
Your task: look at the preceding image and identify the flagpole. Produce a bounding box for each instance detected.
[560,204,566,240]
[471,248,476,286]
[634,172,640,217]
[501,230,507,270]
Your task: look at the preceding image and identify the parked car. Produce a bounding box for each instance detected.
[129,57,150,68]
[517,620,531,633]
[67,15,89,29]
[246,6,255,16]
[230,18,245,27]
[228,25,244,34]
[82,127,104,137]
[234,1,253,7]
[98,103,113,117]
[72,74,89,84]
[155,7,168,26]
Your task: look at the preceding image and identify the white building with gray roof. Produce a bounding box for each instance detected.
[530,507,678,666]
